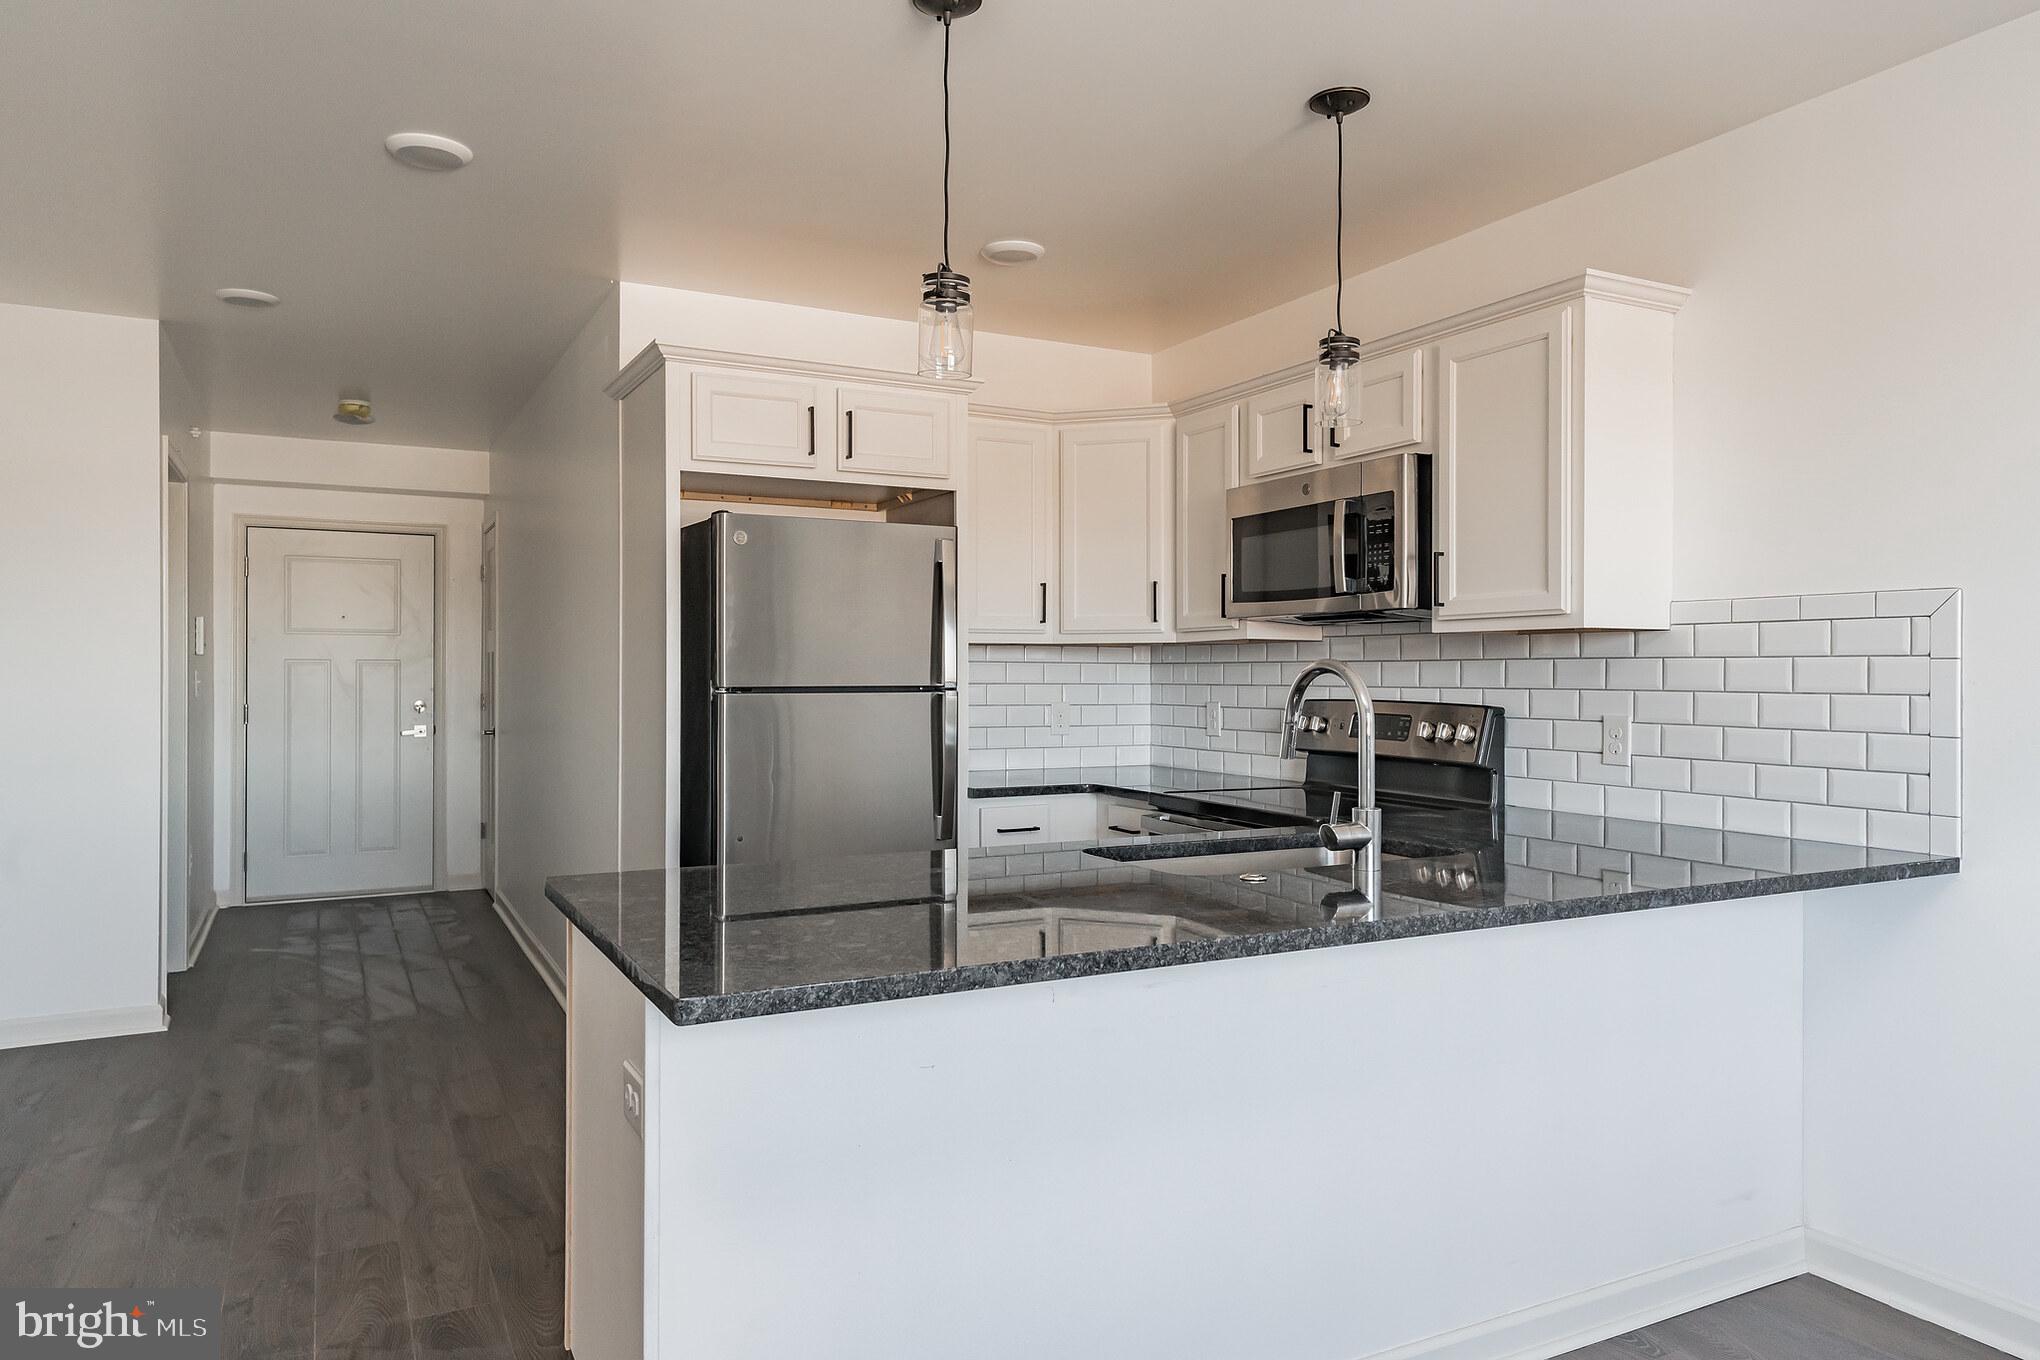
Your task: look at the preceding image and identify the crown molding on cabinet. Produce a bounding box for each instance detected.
[1169,270,1691,415]
[607,341,987,401]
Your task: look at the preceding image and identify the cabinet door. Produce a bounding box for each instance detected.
[690,372,826,468]
[1242,376,1320,481]
[835,384,955,479]
[1330,348,1425,459]
[1173,404,1239,634]
[965,421,1054,636]
[1433,304,1574,622]
[1058,421,1170,635]
[960,916,1049,965]
[1056,914,1164,955]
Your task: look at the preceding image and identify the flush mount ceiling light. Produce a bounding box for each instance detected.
[384,132,474,171]
[912,0,980,379]
[334,392,374,426]
[1307,85,1371,448]
[215,287,280,307]
[980,238,1045,266]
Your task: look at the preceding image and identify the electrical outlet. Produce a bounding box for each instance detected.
[1050,700,1073,733]
[1601,867,1632,894]
[621,1060,645,1139]
[1206,701,1225,736]
[1601,715,1632,767]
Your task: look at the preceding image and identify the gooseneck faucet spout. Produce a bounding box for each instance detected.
[1279,658,1383,905]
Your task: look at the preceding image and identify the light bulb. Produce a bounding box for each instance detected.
[1315,330,1361,443]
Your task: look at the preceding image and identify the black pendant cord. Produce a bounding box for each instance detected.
[1333,109,1345,336]
[941,13,953,271]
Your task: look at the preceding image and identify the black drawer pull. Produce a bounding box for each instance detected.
[995,825,1043,835]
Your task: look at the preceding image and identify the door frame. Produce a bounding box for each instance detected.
[161,442,191,993]
[480,519,499,897]
[232,514,451,904]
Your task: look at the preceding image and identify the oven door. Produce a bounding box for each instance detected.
[1226,456,1423,619]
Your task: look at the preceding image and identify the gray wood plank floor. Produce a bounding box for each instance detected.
[1562,1274,2010,1359]
[0,892,565,1360]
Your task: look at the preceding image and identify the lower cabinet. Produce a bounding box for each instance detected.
[958,907,1190,965]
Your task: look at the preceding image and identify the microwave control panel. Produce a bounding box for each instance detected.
[1361,493,1396,591]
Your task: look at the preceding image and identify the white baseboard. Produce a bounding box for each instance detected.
[1359,1230,1807,1360]
[1807,1228,2040,1359]
[447,872,484,891]
[185,898,221,967]
[489,889,565,1009]
[0,1003,168,1052]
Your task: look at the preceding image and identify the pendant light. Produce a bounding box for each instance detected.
[1308,86,1370,444]
[913,0,980,379]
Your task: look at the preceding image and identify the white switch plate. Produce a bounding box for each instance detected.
[1206,701,1224,736]
[1050,701,1073,733]
[1601,715,1631,767]
[621,1060,645,1140]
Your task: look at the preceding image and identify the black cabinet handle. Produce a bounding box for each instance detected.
[1150,580,1159,624]
[1107,824,1146,836]
[1039,581,1048,624]
[806,404,816,457]
[1329,421,1340,451]
[845,409,854,460]
[995,825,1042,835]
[1302,403,1313,455]
[1220,572,1228,619]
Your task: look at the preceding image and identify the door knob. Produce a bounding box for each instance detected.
[402,724,430,738]
[412,699,429,712]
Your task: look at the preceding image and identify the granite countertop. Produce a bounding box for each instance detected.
[546,808,1959,1027]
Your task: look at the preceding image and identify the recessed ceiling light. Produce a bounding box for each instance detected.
[384,132,474,171]
[216,288,280,307]
[980,239,1045,266]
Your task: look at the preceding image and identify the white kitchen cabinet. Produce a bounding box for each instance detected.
[1330,347,1425,459]
[835,383,954,480]
[690,371,827,469]
[958,916,1049,965]
[1057,914,1164,955]
[1241,376,1320,481]
[976,799,1056,848]
[1058,418,1171,636]
[1429,276,1682,632]
[963,420,1054,637]
[1173,403,1237,634]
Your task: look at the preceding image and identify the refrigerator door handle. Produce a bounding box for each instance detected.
[934,536,958,688]
[934,691,959,847]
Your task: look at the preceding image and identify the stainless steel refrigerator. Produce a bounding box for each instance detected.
[679,512,958,868]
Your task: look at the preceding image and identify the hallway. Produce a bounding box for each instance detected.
[0,892,564,1359]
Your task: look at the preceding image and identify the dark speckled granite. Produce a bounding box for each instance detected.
[547,807,1958,1027]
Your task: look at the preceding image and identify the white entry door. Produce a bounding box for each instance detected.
[245,527,436,900]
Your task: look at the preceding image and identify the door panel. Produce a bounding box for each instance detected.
[835,384,954,479]
[1331,348,1425,459]
[965,421,1054,635]
[711,515,955,689]
[691,372,827,468]
[247,527,435,899]
[1058,421,1169,635]
[1434,304,1573,621]
[1173,405,1239,633]
[1243,376,1320,481]
[718,691,952,863]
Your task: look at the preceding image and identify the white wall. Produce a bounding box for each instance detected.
[653,897,1804,1360]
[489,292,624,980]
[0,303,164,1045]
[201,438,489,904]
[618,283,1153,411]
[1154,16,2040,1332]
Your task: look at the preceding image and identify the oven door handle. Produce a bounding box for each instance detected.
[1328,497,1360,595]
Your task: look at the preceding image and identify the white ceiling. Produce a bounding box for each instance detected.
[1,0,2031,448]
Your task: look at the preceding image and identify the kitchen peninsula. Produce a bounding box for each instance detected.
[547,812,1953,1359]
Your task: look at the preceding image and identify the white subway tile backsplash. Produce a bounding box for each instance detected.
[1128,589,1960,854]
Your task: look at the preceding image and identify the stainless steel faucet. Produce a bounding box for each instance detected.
[1279,659,1382,908]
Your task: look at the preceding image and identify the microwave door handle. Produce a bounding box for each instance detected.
[1329,498,1359,594]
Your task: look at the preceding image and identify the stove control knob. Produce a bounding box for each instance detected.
[1454,723,1478,744]
[1455,869,1476,890]
[1301,715,1328,734]
[1415,721,1436,741]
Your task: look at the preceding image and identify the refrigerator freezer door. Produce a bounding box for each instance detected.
[718,690,958,863]
[712,513,957,690]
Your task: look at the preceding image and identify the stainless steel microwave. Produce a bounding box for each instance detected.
[1225,452,1433,621]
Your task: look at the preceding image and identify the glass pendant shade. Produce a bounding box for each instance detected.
[1315,329,1361,443]
[917,267,974,379]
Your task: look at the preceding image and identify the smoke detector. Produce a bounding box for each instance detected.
[334,394,374,426]
[216,288,280,307]
[384,132,474,171]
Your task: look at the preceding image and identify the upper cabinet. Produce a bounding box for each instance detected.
[1058,419,1171,636]
[613,344,969,494]
[1331,348,1424,460]
[964,420,1054,639]
[1239,348,1428,481]
[1173,404,1237,634]
[1429,279,1682,632]
[1241,377,1319,481]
